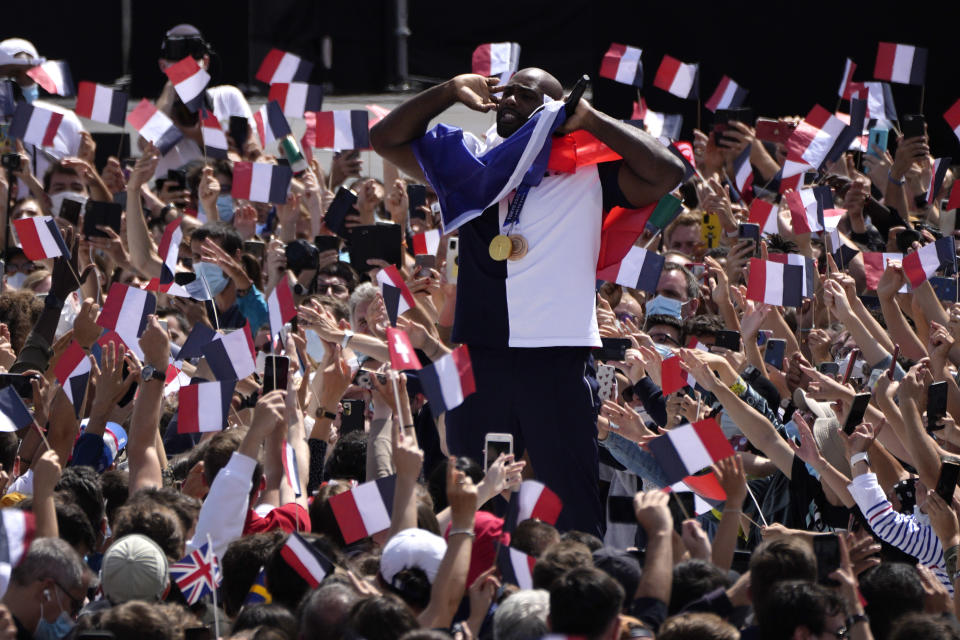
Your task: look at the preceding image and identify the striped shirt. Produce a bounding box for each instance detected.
[848,473,952,593]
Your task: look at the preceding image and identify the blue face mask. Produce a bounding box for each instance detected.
[195,262,230,296]
[21,83,39,104]
[216,194,235,222]
[35,591,75,640]
[653,343,674,359]
[645,295,683,320]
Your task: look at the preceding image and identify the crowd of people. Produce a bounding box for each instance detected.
[1,20,960,640]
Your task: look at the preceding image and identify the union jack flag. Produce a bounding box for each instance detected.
[170,542,221,605]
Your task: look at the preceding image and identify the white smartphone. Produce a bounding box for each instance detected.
[484,432,513,471]
[445,237,459,284]
[597,364,617,401]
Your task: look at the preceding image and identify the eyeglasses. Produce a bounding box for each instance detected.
[316,282,348,295]
[5,262,37,275]
[649,332,681,347]
[54,580,83,617]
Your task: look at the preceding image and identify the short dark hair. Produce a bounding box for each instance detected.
[756,581,844,640]
[660,262,699,300]
[859,563,925,640]
[670,559,732,615]
[324,431,367,483]
[203,429,263,499]
[644,314,684,342]
[532,540,594,590]
[221,530,286,617]
[549,567,624,639]
[656,612,740,640]
[511,519,560,558]
[889,612,960,640]
[560,531,603,552]
[42,160,82,193]
[53,495,97,554]
[298,582,361,640]
[684,314,724,340]
[111,502,184,560]
[192,222,243,256]
[748,536,816,612]
[317,262,360,293]
[265,533,344,611]
[231,603,298,640]
[346,595,420,640]
[101,469,129,526]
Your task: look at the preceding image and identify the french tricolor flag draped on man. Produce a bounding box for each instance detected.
[412,99,567,233]
[504,480,563,531]
[163,56,210,112]
[256,48,313,85]
[313,110,370,150]
[746,258,804,308]
[75,81,127,126]
[268,82,323,118]
[705,75,748,112]
[419,346,477,419]
[8,103,64,148]
[472,42,521,84]
[328,475,396,544]
[647,418,734,485]
[200,109,228,158]
[599,43,643,87]
[232,162,293,204]
[27,60,73,96]
[177,379,235,434]
[596,246,664,293]
[12,216,69,260]
[127,99,183,154]
[203,324,257,381]
[874,42,927,86]
[255,101,292,146]
[902,237,957,289]
[54,341,91,416]
[652,55,699,100]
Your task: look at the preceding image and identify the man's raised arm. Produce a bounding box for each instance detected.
[370,75,500,180]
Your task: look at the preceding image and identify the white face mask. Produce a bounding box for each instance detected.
[48,191,87,219]
[5,272,27,289]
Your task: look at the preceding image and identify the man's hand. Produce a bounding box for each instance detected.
[924,490,960,548]
[447,458,478,530]
[634,490,672,535]
[451,74,501,112]
[32,450,62,498]
[138,315,170,370]
[392,411,424,480]
[713,454,747,507]
[681,519,712,560]
[252,389,287,434]
[128,145,160,191]
[72,299,102,349]
[840,421,882,457]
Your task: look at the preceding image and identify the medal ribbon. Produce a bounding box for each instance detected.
[503,184,531,235]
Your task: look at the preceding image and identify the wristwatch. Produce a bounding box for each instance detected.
[315,406,338,421]
[141,364,166,383]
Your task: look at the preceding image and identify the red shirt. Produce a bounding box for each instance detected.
[243,503,311,535]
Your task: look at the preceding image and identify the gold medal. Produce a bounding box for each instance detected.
[489,234,512,261]
[508,234,528,260]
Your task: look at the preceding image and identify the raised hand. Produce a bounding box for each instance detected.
[451,74,501,112]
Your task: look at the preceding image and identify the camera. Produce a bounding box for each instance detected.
[1,153,20,171]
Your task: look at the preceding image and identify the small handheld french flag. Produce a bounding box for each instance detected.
[75,81,127,127]
[862,252,904,291]
[503,480,563,531]
[8,103,64,148]
[838,58,858,100]
[660,355,696,396]
[746,257,804,308]
[705,75,748,113]
[783,105,847,178]
[386,327,421,371]
[254,101,292,146]
[945,99,960,144]
[596,245,664,293]
[376,265,416,326]
[12,216,70,260]
[928,157,952,205]
[412,230,441,256]
[646,418,734,485]
[902,237,956,289]
[157,217,182,287]
[27,60,74,96]
[127,99,183,155]
[313,110,370,150]
[0,386,33,433]
[652,55,698,100]
[54,341,91,416]
[232,162,293,204]
[768,252,815,298]
[202,325,257,381]
[97,282,156,343]
[599,43,643,87]
[177,379,236,433]
[874,42,927,86]
[747,199,778,236]
[200,109,229,159]
[163,56,210,112]
[328,475,397,544]
[784,188,823,234]
[267,279,297,341]
[419,345,476,419]
[471,42,520,83]
[256,48,313,85]
[268,82,323,118]
[497,545,535,590]
[281,532,334,587]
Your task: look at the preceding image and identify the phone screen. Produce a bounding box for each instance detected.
[262,356,289,393]
[813,534,840,585]
[715,330,742,352]
[340,399,365,434]
[842,393,872,435]
[407,184,427,216]
[608,496,636,523]
[0,373,37,399]
[937,460,960,502]
[928,381,948,431]
[485,435,513,470]
[596,337,630,361]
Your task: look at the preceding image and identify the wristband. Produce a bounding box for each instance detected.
[341,330,354,349]
[850,451,870,467]
[448,527,476,538]
[729,376,747,396]
[887,171,905,186]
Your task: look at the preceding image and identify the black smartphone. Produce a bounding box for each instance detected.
[608,495,637,524]
[842,393,872,435]
[764,339,787,369]
[927,381,948,432]
[244,240,265,260]
[83,201,123,238]
[667,492,696,534]
[565,75,589,116]
[812,534,841,586]
[167,168,187,190]
[893,477,916,513]
[716,107,755,126]
[59,198,82,225]
[715,330,742,352]
[901,114,926,139]
[818,362,840,376]
[414,254,436,278]
[324,187,358,237]
[595,337,630,361]
[738,223,760,257]
[0,373,38,399]
[314,235,341,254]
[262,356,289,393]
[407,184,427,217]
[895,229,922,253]
[347,224,403,272]
[229,115,249,147]
[936,458,960,502]
[340,398,365,434]
[0,153,19,171]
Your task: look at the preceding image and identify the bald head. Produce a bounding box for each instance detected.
[496,67,563,137]
[513,68,563,100]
